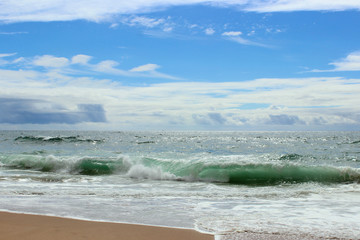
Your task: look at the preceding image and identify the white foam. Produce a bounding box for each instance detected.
[126,164,176,180]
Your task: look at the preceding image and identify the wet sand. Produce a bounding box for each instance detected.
[0,211,213,240]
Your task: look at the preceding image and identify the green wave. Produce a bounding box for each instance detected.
[141,157,360,185]
[74,158,123,175]
[196,164,358,185]
[0,154,127,175]
[1,154,359,185]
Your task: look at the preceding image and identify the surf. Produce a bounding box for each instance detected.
[1,153,359,185]
[14,135,104,143]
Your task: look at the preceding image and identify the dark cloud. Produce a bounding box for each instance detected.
[77,104,107,122]
[311,117,328,125]
[335,112,360,123]
[208,113,227,124]
[267,114,305,125]
[0,98,106,124]
[192,114,211,125]
[193,112,227,125]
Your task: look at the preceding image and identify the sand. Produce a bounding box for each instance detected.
[0,211,213,240]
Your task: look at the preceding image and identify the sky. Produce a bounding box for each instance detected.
[1,0,360,131]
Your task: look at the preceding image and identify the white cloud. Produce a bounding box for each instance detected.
[109,23,119,28]
[163,26,173,32]
[12,57,25,64]
[312,51,360,72]
[330,51,360,71]
[4,53,179,80]
[121,16,166,28]
[93,60,132,76]
[93,60,179,79]
[0,53,17,58]
[2,53,360,130]
[5,77,360,128]
[33,55,69,68]
[222,35,271,48]
[130,63,181,80]
[246,0,360,12]
[266,28,283,33]
[247,30,255,36]
[0,53,17,65]
[71,54,93,65]
[1,1,359,23]
[205,28,215,35]
[130,63,160,72]
[221,31,272,48]
[0,31,28,35]
[120,15,175,33]
[222,31,242,36]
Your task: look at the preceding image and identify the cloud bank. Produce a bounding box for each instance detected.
[1,53,360,130]
[0,98,106,124]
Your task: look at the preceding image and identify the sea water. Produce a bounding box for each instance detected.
[0,131,360,239]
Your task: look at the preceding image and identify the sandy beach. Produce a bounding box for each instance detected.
[0,212,213,240]
[0,211,328,240]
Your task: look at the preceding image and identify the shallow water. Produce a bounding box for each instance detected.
[1,131,360,239]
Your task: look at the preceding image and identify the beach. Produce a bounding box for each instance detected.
[0,212,317,240]
[0,212,213,240]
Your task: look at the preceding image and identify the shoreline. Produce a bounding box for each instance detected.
[0,211,322,240]
[0,211,213,240]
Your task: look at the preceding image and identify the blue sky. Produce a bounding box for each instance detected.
[1,0,360,130]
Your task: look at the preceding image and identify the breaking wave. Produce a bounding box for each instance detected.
[1,154,359,185]
[279,153,303,161]
[0,154,127,175]
[14,135,104,143]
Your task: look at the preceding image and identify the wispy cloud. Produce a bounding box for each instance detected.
[204,28,215,35]
[130,63,160,72]
[222,31,242,36]
[312,51,360,72]
[222,31,271,48]
[1,1,359,23]
[121,16,167,28]
[3,53,179,80]
[129,63,181,80]
[0,53,18,65]
[0,31,28,35]
[0,53,17,58]
[118,15,176,36]
[245,0,360,12]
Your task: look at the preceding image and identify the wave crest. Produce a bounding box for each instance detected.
[1,154,359,185]
[14,135,104,143]
[140,158,360,185]
[0,154,128,175]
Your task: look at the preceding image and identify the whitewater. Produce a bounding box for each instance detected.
[0,131,360,239]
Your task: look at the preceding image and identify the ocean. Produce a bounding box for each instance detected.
[0,131,359,239]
